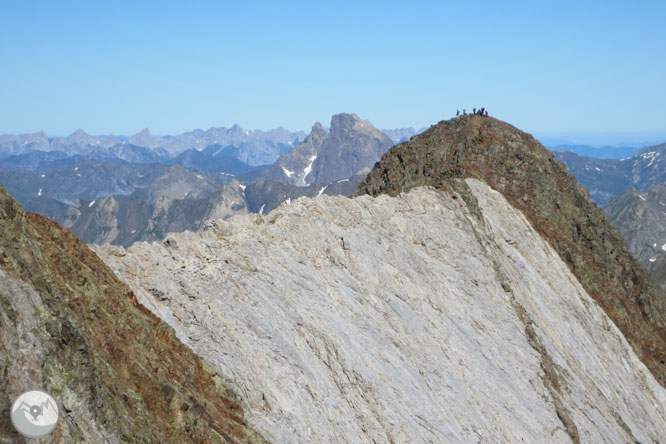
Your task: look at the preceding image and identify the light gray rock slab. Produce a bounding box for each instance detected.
[95,179,666,444]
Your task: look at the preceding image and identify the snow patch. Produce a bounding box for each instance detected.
[74,167,78,171]
[650,257,657,263]
[259,204,265,214]
[131,229,137,234]
[89,200,95,207]
[337,178,350,183]
[594,167,601,172]
[318,185,328,196]
[302,155,317,180]
[639,195,647,201]
[239,184,246,192]
[282,167,295,178]
[40,174,46,178]
[196,174,204,180]
[37,188,42,196]
[661,243,666,252]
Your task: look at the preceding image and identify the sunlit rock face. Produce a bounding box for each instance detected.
[96,180,666,444]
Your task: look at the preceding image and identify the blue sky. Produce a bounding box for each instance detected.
[1,0,665,140]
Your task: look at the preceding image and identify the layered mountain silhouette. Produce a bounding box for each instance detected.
[0,125,305,166]
[0,184,264,442]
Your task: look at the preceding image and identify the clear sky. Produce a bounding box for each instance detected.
[1,0,665,138]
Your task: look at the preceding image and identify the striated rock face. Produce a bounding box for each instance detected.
[356,115,666,387]
[0,184,264,443]
[97,180,666,443]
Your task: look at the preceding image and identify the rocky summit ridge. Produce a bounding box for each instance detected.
[356,114,666,387]
[97,179,666,443]
[0,184,264,443]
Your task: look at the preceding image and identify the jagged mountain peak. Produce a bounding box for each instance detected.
[357,114,666,387]
[305,121,327,143]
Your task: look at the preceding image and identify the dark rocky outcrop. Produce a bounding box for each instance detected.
[356,114,666,387]
[0,184,265,443]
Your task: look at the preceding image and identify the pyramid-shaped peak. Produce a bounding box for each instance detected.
[357,115,666,388]
[70,128,89,137]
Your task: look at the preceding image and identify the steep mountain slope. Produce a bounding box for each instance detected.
[124,165,221,201]
[555,142,666,206]
[0,151,88,173]
[551,151,629,206]
[356,114,666,386]
[264,122,328,186]
[264,114,393,186]
[65,182,248,247]
[0,160,169,205]
[0,185,264,443]
[648,255,666,294]
[167,149,254,175]
[97,180,666,443]
[605,183,666,265]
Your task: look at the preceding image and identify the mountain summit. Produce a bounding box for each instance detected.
[267,113,393,186]
[357,114,666,386]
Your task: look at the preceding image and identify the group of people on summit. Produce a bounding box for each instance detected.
[457,107,488,117]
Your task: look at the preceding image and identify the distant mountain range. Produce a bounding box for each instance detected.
[0,113,393,247]
[554,142,666,206]
[605,183,666,265]
[381,127,425,143]
[548,144,640,159]
[0,125,306,166]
